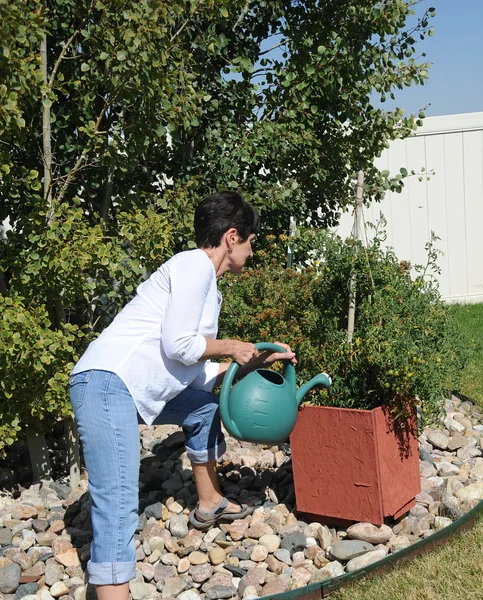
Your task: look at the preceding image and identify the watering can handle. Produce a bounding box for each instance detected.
[221,342,295,392]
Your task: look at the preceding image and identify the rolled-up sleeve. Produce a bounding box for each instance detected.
[161,254,213,366]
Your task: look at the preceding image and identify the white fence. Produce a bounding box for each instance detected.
[335,112,483,304]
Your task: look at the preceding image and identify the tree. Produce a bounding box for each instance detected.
[0,0,434,462]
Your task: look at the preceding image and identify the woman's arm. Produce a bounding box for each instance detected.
[211,341,296,388]
[200,338,259,365]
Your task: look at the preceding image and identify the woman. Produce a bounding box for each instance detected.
[69,190,296,599]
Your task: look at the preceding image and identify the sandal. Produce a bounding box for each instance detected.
[189,496,254,531]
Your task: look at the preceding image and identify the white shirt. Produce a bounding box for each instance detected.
[72,249,222,425]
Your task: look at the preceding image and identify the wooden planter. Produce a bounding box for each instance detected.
[290,404,420,525]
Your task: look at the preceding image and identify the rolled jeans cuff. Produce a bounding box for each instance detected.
[87,560,136,585]
[186,438,226,464]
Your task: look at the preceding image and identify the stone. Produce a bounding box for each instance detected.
[456,482,483,501]
[438,462,460,476]
[0,562,21,594]
[447,433,468,451]
[346,549,387,572]
[420,461,437,478]
[245,523,273,539]
[129,581,157,600]
[265,554,284,574]
[426,430,449,450]
[205,586,237,600]
[250,545,268,562]
[52,538,73,556]
[201,571,233,593]
[470,458,483,479]
[434,517,453,531]
[330,540,375,561]
[139,563,155,581]
[386,536,411,553]
[20,561,45,581]
[457,446,481,461]
[14,582,40,600]
[177,592,200,600]
[188,551,208,565]
[169,515,189,539]
[189,563,213,583]
[50,582,70,597]
[258,534,280,554]
[0,527,14,545]
[208,548,225,566]
[154,564,177,583]
[55,549,81,568]
[316,561,345,579]
[44,560,65,586]
[316,525,333,550]
[221,521,249,541]
[162,554,179,566]
[261,576,288,596]
[280,532,306,556]
[274,548,291,565]
[144,502,163,520]
[139,522,166,541]
[444,418,466,434]
[11,505,38,521]
[177,558,190,574]
[36,532,57,547]
[161,576,185,598]
[346,523,393,544]
[238,567,266,597]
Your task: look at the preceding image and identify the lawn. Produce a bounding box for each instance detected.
[449,302,483,407]
[330,302,483,600]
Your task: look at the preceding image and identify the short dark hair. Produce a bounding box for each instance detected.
[194,191,260,248]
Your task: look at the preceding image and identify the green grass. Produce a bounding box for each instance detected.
[330,303,483,600]
[449,303,483,407]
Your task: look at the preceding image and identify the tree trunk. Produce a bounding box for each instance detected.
[65,418,81,489]
[347,170,364,343]
[27,433,52,481]
[40,33,53,220]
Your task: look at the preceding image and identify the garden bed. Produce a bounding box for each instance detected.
[1,395,483,600]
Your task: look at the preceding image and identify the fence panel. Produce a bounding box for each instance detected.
[335,112,483,303]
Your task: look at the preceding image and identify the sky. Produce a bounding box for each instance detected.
[378,0,483,117]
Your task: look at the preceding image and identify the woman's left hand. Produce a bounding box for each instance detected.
[254,341,297,367]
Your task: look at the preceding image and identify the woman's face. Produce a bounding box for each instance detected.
[229,233,256,274]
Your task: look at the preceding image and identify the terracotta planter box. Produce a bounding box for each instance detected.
[290,404,420,525]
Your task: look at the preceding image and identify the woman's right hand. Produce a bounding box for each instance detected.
[231,340,259,366]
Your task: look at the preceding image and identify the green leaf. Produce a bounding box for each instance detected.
[220,6,228,18]
[81,63,90,72]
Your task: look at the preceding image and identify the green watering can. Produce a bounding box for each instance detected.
[219,342,331,445]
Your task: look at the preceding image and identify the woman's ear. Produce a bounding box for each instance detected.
[225,227,238,248]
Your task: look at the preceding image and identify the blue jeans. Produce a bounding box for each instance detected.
[69,369,226,585]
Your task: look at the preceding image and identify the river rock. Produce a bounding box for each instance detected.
[346,523,393,544]
[330,540,375,561]
[426,430,449,450]
[280,532,306,556]
[205,585,238,600]
[50,581,70,597]
[455,482,483,501]
[346,549,387,572]
[0,561,21,594]
[258,534,280,553]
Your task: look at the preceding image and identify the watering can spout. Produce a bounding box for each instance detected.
[296,373,332,406]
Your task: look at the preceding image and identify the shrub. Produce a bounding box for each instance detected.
[219,229,468,425]
[0,295,80,457]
